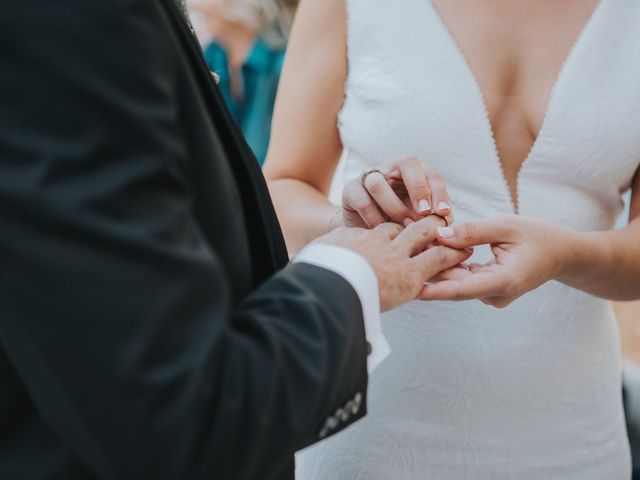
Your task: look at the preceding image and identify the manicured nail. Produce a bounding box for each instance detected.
[418,199,431,213]
[438,201,450,212]
[403,218,414,227]
[437,226,455,238]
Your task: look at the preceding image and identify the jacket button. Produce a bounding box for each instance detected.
[319,415,338,439]
[353,392,363,413]
[327,415,339,431]
[338,407,350,422]
[345,400,356,415]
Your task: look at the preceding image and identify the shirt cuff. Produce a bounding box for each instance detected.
[293,244,391,373]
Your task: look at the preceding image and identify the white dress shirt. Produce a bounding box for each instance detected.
[293,244,390,373]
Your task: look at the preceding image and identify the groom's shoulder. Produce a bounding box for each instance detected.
[2,0,170,41]
[1,0,179,82]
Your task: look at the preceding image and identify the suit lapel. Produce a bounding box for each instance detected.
[160,0,289,283]
[173,0,188,16]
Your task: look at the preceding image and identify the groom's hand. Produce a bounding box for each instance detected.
[317,216,473,311]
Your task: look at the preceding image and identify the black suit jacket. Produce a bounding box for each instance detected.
[0,1,369,478]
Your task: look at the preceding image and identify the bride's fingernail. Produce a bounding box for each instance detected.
[438,201,450,212]
[437,226,455,238]
[418,199,431,213]
[403,218,414,227]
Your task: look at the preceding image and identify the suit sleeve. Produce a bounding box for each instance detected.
[0,1,368,479]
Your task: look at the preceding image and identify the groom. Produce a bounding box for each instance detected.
[0,1,468,479]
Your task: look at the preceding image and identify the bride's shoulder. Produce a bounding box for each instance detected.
[284,0,346,65]
[294,0,346,26]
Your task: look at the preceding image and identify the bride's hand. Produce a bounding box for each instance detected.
[340,156,454,228]
[420,216,573,308]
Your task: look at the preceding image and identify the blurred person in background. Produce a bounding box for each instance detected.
[188,0,297,165]
[265,0,640,478]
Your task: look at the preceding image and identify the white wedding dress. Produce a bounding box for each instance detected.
[296,0,640,478]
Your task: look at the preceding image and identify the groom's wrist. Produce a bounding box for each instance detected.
[293,243,391,373]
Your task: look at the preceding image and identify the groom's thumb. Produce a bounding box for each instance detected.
[436,219,511,247]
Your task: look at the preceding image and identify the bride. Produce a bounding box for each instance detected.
[263,0,640,477]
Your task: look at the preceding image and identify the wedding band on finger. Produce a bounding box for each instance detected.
[424,210,450,227]
[361,168,385,187]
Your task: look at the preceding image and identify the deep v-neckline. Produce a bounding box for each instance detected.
[428,0,605,213]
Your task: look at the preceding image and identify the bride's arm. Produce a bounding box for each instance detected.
[262,0,348,254]
[264,0,453,254]
[423,167,640,306]
[560,169,640,299]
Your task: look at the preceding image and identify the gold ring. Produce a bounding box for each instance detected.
[361,168,385,187]
[425,210,449,227]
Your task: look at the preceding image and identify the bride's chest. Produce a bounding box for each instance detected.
[431,0,600,146]
[339,0,640,204]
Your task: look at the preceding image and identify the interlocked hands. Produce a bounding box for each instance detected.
[337,156,567,308]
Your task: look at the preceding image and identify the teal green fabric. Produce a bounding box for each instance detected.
[204,38,285,166]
